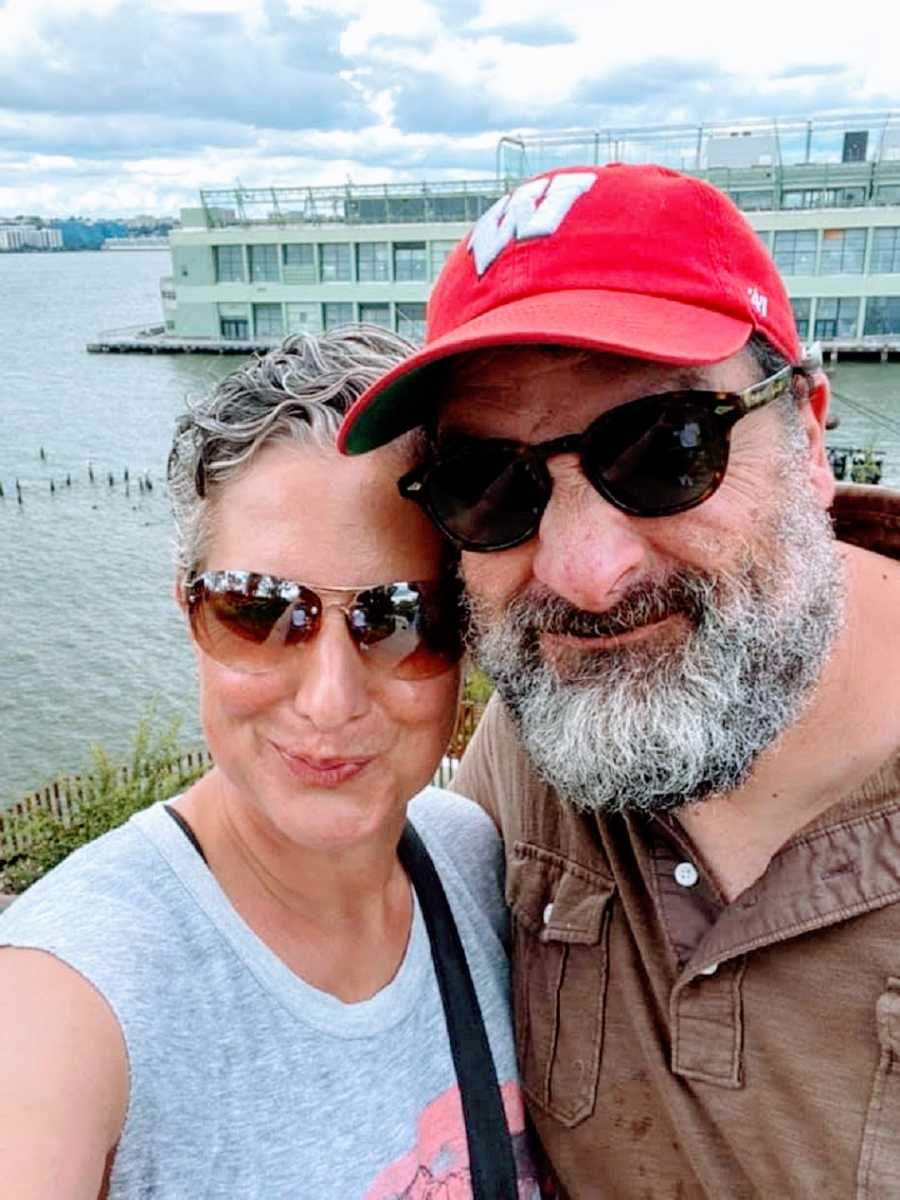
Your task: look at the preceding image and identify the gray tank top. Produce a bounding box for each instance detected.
[0,789,543,1198]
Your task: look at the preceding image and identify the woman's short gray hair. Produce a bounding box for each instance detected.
[168,325,418,575]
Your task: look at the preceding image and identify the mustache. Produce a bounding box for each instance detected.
[478,572,714,641]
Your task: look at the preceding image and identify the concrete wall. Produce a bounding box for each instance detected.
[174,301,220,338]
[172,243,215,287]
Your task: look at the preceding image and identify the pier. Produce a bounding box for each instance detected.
[87,323,273,354]
[87,323,900,361]
[822,339,900,364]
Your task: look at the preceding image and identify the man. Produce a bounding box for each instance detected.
[340,164,900,1198]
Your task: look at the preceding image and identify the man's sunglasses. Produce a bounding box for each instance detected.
[185,570,463,680]
[398,365,807,552]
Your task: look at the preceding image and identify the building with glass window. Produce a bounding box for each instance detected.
[0,224,63,252]
[499,113,900,354]
[160,112,900,355]
[163,180,507,346]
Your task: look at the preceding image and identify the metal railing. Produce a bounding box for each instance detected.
[198,179,510,229]
[497,113,900,212]
[90,323,167,340]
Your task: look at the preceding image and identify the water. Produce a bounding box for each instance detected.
[1,251,233,806]
[826,365,900,481]
[1,251,899,807]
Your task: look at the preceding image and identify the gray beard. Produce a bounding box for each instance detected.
[466,475,845,815]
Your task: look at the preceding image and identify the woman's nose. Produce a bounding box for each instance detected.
[288,609,371,730]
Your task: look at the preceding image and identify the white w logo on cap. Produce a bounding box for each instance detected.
[468,172,597,276]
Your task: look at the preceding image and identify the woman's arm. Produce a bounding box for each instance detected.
[0,948,128,1200]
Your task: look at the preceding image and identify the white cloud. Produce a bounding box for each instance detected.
[340,0,442,54]
[0,0,897,216]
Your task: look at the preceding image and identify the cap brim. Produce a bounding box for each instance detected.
[339,288,753,455]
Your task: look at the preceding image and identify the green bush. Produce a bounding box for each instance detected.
[463,666,494,705]
[0,717,209,895]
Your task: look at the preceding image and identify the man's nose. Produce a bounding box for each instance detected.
[530,455,649,612]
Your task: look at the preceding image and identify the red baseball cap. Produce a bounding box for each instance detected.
[339,163,800,455]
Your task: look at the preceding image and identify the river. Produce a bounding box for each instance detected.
[1,250,899,807]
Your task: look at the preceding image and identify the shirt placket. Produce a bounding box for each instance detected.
[650,826,747,1088]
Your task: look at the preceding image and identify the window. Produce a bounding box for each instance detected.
[836,187,867,207]
[359,303,391,329]
[214,245,244,282]
[430,240,456,279]
[729,190,775,212]
[782,191,813,210]
[813,298,859,340]
[819,228,866,274]
[790,298,811,341]
[248,244,279,283]
[864,297,900,336]
[357,242,390,281]
[396,303,426,341]
[430,196,469,221]
[285,302,321,334]
[394,242,428,282]
[220,317,249,340]
[782,188,866,210]
[871,228,900,273]
[323,302,354,329]
[772,230,817,275]
[219,303,249,338]
[282,244,316,284]
[253,303,284,339]
[319,243,352,282]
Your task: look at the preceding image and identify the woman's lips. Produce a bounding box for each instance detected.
[275,748,373,788]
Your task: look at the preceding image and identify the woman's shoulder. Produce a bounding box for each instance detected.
[407,786,507,941]
[4,803,170,910]
[0,803,200,1003]
[408,784,499,840]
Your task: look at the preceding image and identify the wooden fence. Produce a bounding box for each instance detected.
[0,703,486,859]
[0,747,214,858]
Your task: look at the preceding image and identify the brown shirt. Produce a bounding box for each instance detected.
[453,484,900,1200]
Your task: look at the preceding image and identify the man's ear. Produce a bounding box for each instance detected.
[802,370,836,509]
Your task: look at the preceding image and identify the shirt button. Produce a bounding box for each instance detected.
[674,861,699,888]
[543,902,554,925]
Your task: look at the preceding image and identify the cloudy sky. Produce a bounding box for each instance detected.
[1,0,897,218]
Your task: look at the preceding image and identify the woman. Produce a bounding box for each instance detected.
[0,328,543,1198]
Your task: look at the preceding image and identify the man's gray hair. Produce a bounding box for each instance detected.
[168,325,417,575]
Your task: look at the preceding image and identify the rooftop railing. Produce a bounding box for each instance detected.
[497,113,900,212]
[192,114,900,230]
[498,112,900,172]
[198,178,511,229]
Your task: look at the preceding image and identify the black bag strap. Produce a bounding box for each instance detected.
[398,820,520,1199]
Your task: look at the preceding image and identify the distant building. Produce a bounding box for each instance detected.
[498,112,900,348]
[159,111,900,351]
[165,179,505,343]
[0,225,63,252]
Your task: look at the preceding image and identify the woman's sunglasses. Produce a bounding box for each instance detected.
[185,570,463,680]
[399,365,803,552]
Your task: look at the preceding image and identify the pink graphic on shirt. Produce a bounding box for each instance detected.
[365,1081,544,1199]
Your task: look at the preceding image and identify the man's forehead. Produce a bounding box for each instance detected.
[434,345,712,428]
